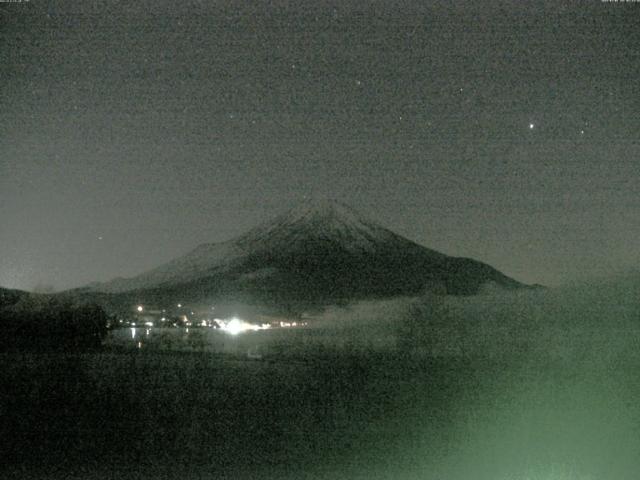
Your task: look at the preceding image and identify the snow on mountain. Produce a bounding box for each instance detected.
[96,241,241,293]
[90,199,525,300]
[236,199,404,254]
[96,199,419,293]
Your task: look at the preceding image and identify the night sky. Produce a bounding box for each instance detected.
[1,0,639,292]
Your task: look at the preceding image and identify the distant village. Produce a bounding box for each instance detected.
[116,303,309,334]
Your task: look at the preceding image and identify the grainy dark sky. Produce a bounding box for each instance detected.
[1,0,639,291]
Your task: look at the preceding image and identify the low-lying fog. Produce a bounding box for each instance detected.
[310,271,640,361]
[87,272,640,479]
[297,272,640,479]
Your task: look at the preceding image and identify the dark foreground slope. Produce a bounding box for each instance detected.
[2,351,638,480]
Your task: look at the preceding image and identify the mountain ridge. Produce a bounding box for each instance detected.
[88,199,527,307]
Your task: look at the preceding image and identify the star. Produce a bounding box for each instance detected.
[529,123,535,129]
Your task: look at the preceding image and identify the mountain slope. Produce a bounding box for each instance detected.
[90,200,527,308]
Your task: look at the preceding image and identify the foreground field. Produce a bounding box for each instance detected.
[2,347,640,480]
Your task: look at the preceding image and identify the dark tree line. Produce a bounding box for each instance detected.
[0,296,109,352]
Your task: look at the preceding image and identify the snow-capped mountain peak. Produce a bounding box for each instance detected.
[88,199,525,299]
[236,198,396,254]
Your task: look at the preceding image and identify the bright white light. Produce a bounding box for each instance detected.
[177,303,182,308]
[144,321,153,327]
[221,317,266,335]
[529,123,535,129]
[131,327,136,339]
[136,305,143,312]
[225,318,245,335]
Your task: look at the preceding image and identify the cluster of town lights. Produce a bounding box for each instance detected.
[133,304,307,334]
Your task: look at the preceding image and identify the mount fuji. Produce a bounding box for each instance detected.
[86,200,527,309]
